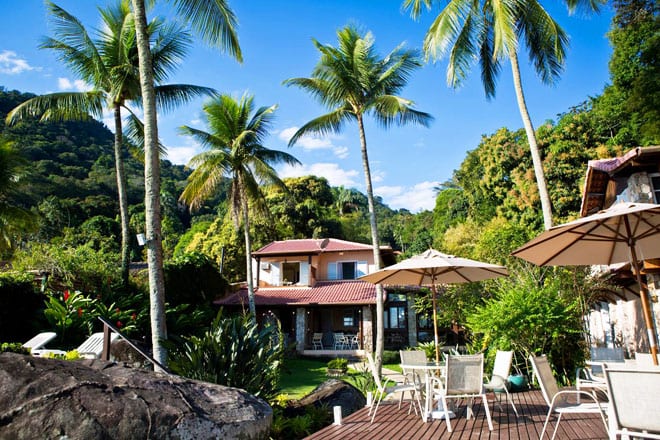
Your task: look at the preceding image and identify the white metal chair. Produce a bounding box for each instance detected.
[312,333,324,350]
[366,352,422,423]
[436,354,493,433]
[333,332,347,350]
[576,346,625,397]
[603,364,660,439]
[23,332,57,352]
[530,354,608,440]
[483,350,518,417]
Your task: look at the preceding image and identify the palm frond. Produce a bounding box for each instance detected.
[287,109,352,147]
[5,92,105,125]
[123,109,168,157]
[171,0,242,62]
[371,95,434,128]
[402,0,435,20]
[490,0,519,58]
[423,0,472,61]
[154,84,217,113]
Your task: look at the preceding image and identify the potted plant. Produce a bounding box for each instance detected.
[327,357,348,377]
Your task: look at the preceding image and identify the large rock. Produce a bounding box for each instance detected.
[0,353,272,439]
[287,379,365,418]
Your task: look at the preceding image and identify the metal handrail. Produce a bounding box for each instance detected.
[97,316,170,374]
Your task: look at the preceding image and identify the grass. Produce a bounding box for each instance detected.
[278,356,403,400]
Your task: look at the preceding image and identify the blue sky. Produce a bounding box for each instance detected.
[0,1,614,212]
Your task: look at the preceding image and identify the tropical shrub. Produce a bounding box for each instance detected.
[168,311,284,400]
[327,358,348,371]
[1,342,29,354]
[465,269,585,384]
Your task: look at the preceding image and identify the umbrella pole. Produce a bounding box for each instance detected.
[431,283,440,363]
[625,218,659,365]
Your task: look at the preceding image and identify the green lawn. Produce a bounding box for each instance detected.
[278,357,402,400]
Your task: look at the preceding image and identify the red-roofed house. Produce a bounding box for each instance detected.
[215,238,438,354]
[579,146,660,356]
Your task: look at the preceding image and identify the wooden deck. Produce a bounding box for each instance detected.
[305,390,608,440]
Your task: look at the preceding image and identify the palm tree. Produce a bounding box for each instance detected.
[179,94,300,317]
[404,0,606,230]
[5,0,214,288]
[284,25,432,372]
[129,0,241,370]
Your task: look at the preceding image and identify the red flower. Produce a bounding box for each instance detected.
[131,313,137,321]
[77,307,83,317]
[63,290,70,301]
[116,321,123,328]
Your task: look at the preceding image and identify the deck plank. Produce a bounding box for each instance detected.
[304,390,608,440]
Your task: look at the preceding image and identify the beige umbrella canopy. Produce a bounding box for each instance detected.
[512,202,660,365]
[359,249,508,362]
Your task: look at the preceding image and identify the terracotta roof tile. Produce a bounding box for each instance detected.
[215,281,377,306]
[252,238,376,256]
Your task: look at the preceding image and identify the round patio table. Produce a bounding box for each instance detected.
[400,361,456,423]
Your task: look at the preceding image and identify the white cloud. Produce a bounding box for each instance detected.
[57,77,92,92]
[376,181,438,212]
[279,126,349,158]
[166,145,199,165]
[0,50,33,74]
[279,162,359,187]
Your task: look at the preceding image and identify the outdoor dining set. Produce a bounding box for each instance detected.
[364,349,660,440]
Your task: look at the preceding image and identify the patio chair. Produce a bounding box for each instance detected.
[483,350,518,418]
[333,332,346,350]
[399,350,427,413]
[22,332,57,353]
[434,354,493,433]
[576,346,625,401]
[603,364,660,439]
[530,354,608,440]
[32,332,119,359]
[349,334,359,349]
[365,352,422,423]
[312,333,324,350]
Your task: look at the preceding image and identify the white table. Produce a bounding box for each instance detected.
[400,361,456,423]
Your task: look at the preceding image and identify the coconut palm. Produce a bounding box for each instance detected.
[129,0,241,370]
[5,0,214,288]
[284,25,432,372]
[404,0,606,230]
[179,94,300,317]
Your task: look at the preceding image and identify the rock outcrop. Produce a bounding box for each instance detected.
[0,352,272,439]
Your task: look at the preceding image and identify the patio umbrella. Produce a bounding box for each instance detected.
[359,249,508,362]
[511,202,660,365]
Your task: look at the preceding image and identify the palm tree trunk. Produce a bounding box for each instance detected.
[241,188,257,320]
[131,0,168,371]
[357,114,384,374]
[113,104,131,289]
[510,52,553,230]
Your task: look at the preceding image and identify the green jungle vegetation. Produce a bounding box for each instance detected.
[0,2,657,434]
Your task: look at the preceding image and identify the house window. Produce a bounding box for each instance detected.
[343,310,356,327]
[328,261,367,280]
[282,262,300,285]
[651,173,660,203]
[384,293,407,329]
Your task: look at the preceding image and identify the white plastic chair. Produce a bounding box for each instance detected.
[333,333,346,350]
[312,333,324,350]
[483,350,518,417]
[366,352,422,423]
[530,354,608,440]
[399,350,427,413]
[604,364,660,439]
[23,332,57,352]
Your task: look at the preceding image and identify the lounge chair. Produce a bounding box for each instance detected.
[604,364,660,439]
[32,332,119,359]
[366,352,422,423]
[530,354,608,440]
[483,350,518,417]
[22,332,57,352]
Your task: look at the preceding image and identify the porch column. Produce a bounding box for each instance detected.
[407,295,418,347]
[295,307,306,352]
[362,305,373,353]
